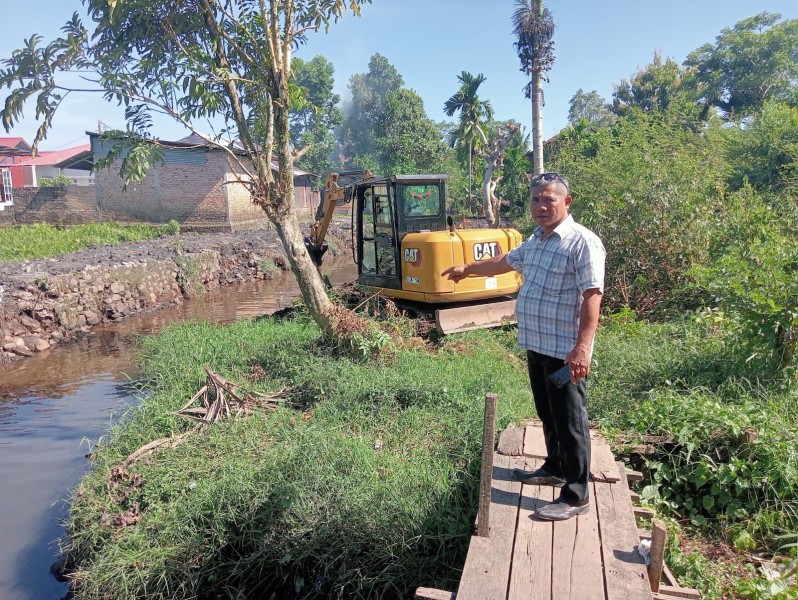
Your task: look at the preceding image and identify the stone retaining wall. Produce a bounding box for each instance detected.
[0,247,287,361]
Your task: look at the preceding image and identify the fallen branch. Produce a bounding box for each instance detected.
[121,368,295,466]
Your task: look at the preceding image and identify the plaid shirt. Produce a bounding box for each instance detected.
[506,215,605,359]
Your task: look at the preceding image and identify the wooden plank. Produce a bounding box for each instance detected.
[497,423,525,456]
[657,585,701,599]
[457,453,523,600]
[633,507,655,519]
[508,457,552,600]
[523,425,548,458]
[648,519,667,592]
[415,588,456,600]
[550,479,605,600]
[626,470,644,481]
[630,491,642,503]
[595,463,652,599]
[661,562,677,587]
[590,430,622,482]
[456,536,500,600]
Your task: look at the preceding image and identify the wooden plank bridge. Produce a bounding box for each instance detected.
[417,421,700,600]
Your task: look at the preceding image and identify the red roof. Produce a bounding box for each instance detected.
[0,137,31,150]
[0,143,90,167]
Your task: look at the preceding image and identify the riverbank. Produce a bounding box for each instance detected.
[60,308,798,599]
[0,222,352,362]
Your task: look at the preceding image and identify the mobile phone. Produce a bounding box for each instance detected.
[549,364,573,388]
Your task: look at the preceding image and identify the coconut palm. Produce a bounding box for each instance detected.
[444,71,494,213]
[512,0,555,174]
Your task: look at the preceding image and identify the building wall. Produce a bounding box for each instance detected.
[3,186,99,226]
[93,146,231,228]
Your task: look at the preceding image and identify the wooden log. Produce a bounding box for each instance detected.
[415,588,456,600]
[648,519,667,592]
[654,585,701,599]
[477,393,498,538]
[626,469,644,481]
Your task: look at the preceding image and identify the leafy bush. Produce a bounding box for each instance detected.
[38,173,71,188]
[547,109,725,316]
[692,185,798,370]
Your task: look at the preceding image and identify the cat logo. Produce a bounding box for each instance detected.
[473,241,501,261]
[404,248,422,266]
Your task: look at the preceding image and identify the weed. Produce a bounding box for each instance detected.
[0,222,160,262]
[159,219,181,236]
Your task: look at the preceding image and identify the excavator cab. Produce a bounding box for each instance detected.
[357,175,447,291]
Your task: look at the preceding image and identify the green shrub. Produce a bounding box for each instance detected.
[38,173,71,188]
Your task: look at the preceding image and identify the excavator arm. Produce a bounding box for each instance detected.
[304,170,372,266]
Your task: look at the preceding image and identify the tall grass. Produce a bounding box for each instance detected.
[67,317,535,599]
[65,309,798,599]
[0,222,162,262]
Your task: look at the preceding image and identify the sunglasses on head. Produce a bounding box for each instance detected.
[530,172,568,190]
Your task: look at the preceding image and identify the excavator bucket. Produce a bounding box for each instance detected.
[435,299,517,335]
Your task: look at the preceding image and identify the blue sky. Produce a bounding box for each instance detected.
[2,1,797,151]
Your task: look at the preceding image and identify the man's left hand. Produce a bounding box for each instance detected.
[565,343,592,384]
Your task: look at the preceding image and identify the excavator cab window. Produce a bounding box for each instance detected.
[361,187,376,273]
[401,185,441,217]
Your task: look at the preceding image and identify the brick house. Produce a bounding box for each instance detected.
[90,132,320,230]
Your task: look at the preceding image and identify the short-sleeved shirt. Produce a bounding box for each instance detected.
[505,214,605,359]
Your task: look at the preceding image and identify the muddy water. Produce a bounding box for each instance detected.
[0,261,358,600]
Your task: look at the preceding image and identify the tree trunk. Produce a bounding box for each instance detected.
[482,164,497,227]
[531,71,544,174]
[468,140,473,213]
[271,209,337,333]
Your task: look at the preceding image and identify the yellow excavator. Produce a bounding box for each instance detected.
[305,170,523,333]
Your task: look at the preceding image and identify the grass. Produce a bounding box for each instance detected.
[64,307,798,599]
[67,316,535,599]
[0,222,163,262]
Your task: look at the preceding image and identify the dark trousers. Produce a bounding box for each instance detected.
[527,350,591,505]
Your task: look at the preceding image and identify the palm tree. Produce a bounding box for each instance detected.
[444,71,494,213]
[512,0,555,174]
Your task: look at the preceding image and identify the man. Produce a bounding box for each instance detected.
[442,172,605,521]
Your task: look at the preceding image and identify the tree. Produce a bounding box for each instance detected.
[612,53,694,116]
[475,121,520,227]
[684,12,798,119]
[512,0,555,174]
[568,89,616,128]
[376,88,448,174]
[338,53,404,169]
[496,128,532,212]
[443,71,493,213]
[0,0,369,339]
[290,55,343,180]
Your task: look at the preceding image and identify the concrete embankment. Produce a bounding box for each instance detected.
[0,226,349,361]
